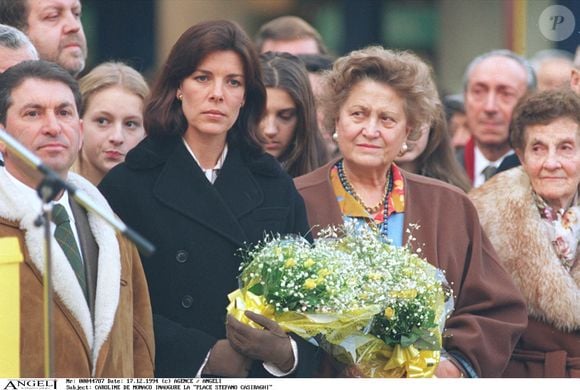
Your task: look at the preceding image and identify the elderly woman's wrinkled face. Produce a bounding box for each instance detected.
[519,117,580,209]
[336,79,409,171]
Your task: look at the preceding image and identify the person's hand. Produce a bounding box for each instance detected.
[435,359,463,378]
[226,311,294,372]
[203,339,252,377]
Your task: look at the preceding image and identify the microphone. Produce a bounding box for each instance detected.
[0,128,155,257]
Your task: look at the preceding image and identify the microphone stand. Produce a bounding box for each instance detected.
[35,174,63,377]
[0,128,155,377]
[40,202,54,377]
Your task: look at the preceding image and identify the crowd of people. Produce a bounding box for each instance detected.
[0,0,578,379]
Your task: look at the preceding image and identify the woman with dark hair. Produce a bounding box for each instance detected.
[395,107,472,192]
[259,52,328,177]
[99,20,317,378]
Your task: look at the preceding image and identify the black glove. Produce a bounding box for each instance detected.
[203,339,252,377]
[226,311,294,372]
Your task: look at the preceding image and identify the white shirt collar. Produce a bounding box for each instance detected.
[473,146,514,188]
[182,138,228,184]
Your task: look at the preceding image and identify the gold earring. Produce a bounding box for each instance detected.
[177,93,183,101]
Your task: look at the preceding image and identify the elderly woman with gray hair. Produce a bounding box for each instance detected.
[295,46,528,377]
[470,89,580,377]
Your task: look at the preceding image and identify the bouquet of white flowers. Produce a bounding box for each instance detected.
[226,222,453,377]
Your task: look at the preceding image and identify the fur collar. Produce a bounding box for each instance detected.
[0,169,121,374]
[470,167,580,331]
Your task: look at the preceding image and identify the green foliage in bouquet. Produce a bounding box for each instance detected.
[229,222,454,377]
[238,235,356,314]
[321,224,453,350]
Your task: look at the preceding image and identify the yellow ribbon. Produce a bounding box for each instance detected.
[226,289,275,328]
[226,289,379,339]
[351,343,438,377]
[381,344,439,377]
[226,288,440,378]
[351,335,440,377]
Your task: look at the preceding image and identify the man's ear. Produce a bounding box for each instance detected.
[571,68,580,95]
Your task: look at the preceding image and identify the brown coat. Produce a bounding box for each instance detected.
[295,160,528,377]
[0,170,155,377]
[470,167,580,377]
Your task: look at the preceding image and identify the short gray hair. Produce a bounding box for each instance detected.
[0,23,38,59]
[529,48,574,71]
[462,49,536,92]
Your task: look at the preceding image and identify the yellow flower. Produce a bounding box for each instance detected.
[384,307,395,319]
[304,279,317,289]
[284,258,296,268]
[402,268,413,277]
[390,289,417,299]
[317,268,331,278]
[368,272,382,281]
[316,268,330,284]
[304,258,315,268]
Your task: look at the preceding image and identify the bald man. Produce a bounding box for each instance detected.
[0,0,87,77]
[458,50,536,187]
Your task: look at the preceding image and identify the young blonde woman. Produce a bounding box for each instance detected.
[73,62,149,185]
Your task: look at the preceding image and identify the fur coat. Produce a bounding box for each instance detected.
[470,167,580,377]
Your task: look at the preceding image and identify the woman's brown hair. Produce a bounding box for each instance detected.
[145,20,266,154]
[260,52,328,177]
[320,46,440,142]
[415,108,472,192]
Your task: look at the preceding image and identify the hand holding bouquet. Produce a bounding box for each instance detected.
[227,233,379,340]
[227,223,454,377]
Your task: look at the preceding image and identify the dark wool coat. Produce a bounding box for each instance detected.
[470,167,580,377]
[99,136,319,377]
[295,160,529,378]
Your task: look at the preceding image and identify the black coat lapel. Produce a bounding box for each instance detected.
[153,141,261,246]
[214,146,263,219]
